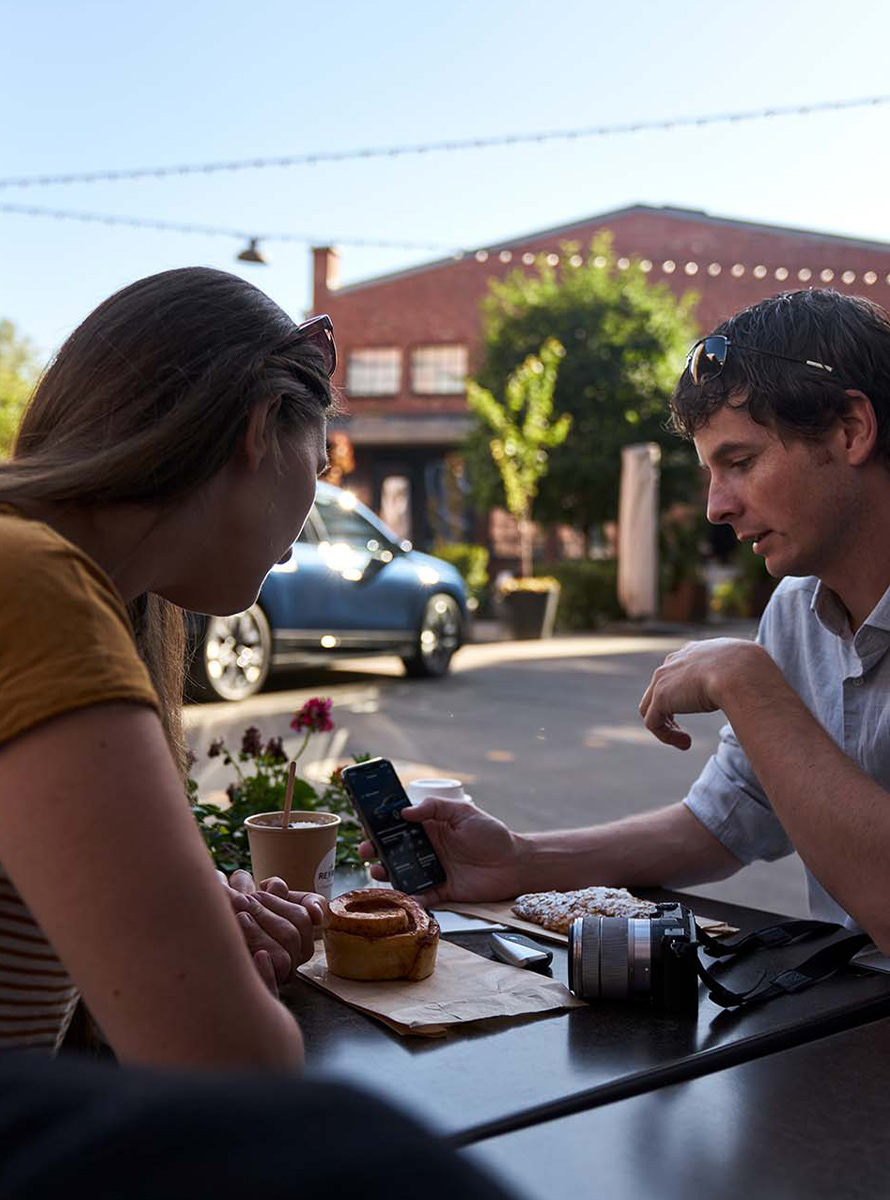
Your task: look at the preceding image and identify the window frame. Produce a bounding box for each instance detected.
[409,343,469,396]
[345,346,403,398]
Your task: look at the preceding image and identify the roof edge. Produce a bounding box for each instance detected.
[320,204,890,297]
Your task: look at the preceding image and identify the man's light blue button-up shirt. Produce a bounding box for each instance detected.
[684,574,890,927]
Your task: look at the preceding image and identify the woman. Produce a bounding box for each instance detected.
[0,267,335,1068]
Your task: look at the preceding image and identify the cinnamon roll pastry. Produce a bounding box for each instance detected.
[323,889,439,981]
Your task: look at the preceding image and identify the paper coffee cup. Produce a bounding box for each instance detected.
[406,778,467,803]
[244,811,340,901]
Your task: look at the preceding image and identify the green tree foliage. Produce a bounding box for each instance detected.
[464,234,700,537]
[0,320,40,458]
[432,541,490,607]
[467,338,571,577]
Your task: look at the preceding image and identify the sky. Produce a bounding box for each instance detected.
[3,0,890,361]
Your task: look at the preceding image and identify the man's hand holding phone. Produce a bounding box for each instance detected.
[358,794,525,908]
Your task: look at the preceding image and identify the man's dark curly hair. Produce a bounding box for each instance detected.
[670,289,890,466]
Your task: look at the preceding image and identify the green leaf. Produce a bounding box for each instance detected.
[464,232,701,534]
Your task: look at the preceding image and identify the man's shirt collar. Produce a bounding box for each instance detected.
[811,578,890,665]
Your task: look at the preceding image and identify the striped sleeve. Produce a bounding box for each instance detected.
[0,874,79,1051]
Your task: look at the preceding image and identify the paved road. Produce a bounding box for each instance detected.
[184,627,810,919]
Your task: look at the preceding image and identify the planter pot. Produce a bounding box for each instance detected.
[660,578,709,623]
[499,585,561,640]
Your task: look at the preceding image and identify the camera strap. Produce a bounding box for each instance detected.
[695,918,839,959]
[694,927,873,1009]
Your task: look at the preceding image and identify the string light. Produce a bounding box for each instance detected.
[2,94,887,192]
[0,201,458,252]
[4,199,889,289]
[505,252,890,289]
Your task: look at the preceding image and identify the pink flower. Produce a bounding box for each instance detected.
[241,726,263,757]
[291,697,334,734]
[264,736,287,763]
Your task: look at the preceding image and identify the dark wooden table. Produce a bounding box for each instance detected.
[464,1016,890,1200]
[289,884,890,1144]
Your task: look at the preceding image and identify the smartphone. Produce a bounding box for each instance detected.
[340,757,447,894]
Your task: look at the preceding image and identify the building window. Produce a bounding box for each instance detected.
[346,348,402,396]
[410,344,468,394]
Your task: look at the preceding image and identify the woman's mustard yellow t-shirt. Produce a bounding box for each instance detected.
[0,503,160,1050]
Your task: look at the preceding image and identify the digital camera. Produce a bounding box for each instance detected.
[567,901,699,1014]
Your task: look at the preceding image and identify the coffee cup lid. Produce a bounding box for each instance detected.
[406,778,465,800]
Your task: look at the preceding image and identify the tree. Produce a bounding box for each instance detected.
[0,320,40,458]
[466,338,571,578]
[464,234,700,542]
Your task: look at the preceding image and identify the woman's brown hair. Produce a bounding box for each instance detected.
[0,266,333,771]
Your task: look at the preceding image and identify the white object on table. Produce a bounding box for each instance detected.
[407,778,471,804]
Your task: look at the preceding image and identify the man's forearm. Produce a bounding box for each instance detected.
[512,802,741,893]
[720,669,890,950]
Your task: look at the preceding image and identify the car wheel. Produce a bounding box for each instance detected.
[189,605,273,701]
[402,593,463,678]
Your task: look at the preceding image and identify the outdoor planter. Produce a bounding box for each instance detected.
[660,577,709,622]
[499,581,561,640]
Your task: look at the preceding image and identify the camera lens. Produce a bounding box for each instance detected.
[568,916,652,1000]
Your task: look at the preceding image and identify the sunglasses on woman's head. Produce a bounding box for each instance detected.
[296,314,337,377]
[685,335,835,386]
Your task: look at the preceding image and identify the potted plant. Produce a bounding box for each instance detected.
[466,338,571,638]
[186,697,365,876]
[496,575,562,639]
[659,508,709,623]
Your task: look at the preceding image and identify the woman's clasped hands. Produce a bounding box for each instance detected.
[221,869,326,994]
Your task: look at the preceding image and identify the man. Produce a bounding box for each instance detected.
[361,289,890,954]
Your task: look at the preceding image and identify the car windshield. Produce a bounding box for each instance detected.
[315,492,386,553]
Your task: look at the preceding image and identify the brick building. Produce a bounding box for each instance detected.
[312,203,890,551]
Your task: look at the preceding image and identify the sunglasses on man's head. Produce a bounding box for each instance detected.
[296,313,337,377]
[685,335,835,387]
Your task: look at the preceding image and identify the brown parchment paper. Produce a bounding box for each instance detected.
[436,901,738,944]
[296,938,586,1038]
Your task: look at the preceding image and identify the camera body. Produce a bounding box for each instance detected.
[567,901,699,1014]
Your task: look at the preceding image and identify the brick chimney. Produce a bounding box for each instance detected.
[312,246,340,312]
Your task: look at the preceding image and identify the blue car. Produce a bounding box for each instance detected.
[189,482,468,701]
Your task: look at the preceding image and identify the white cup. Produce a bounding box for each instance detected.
[407,777,468,804]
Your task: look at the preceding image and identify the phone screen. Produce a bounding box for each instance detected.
[341,758,446,894]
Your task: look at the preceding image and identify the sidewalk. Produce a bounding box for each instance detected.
[468,616,759,645]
